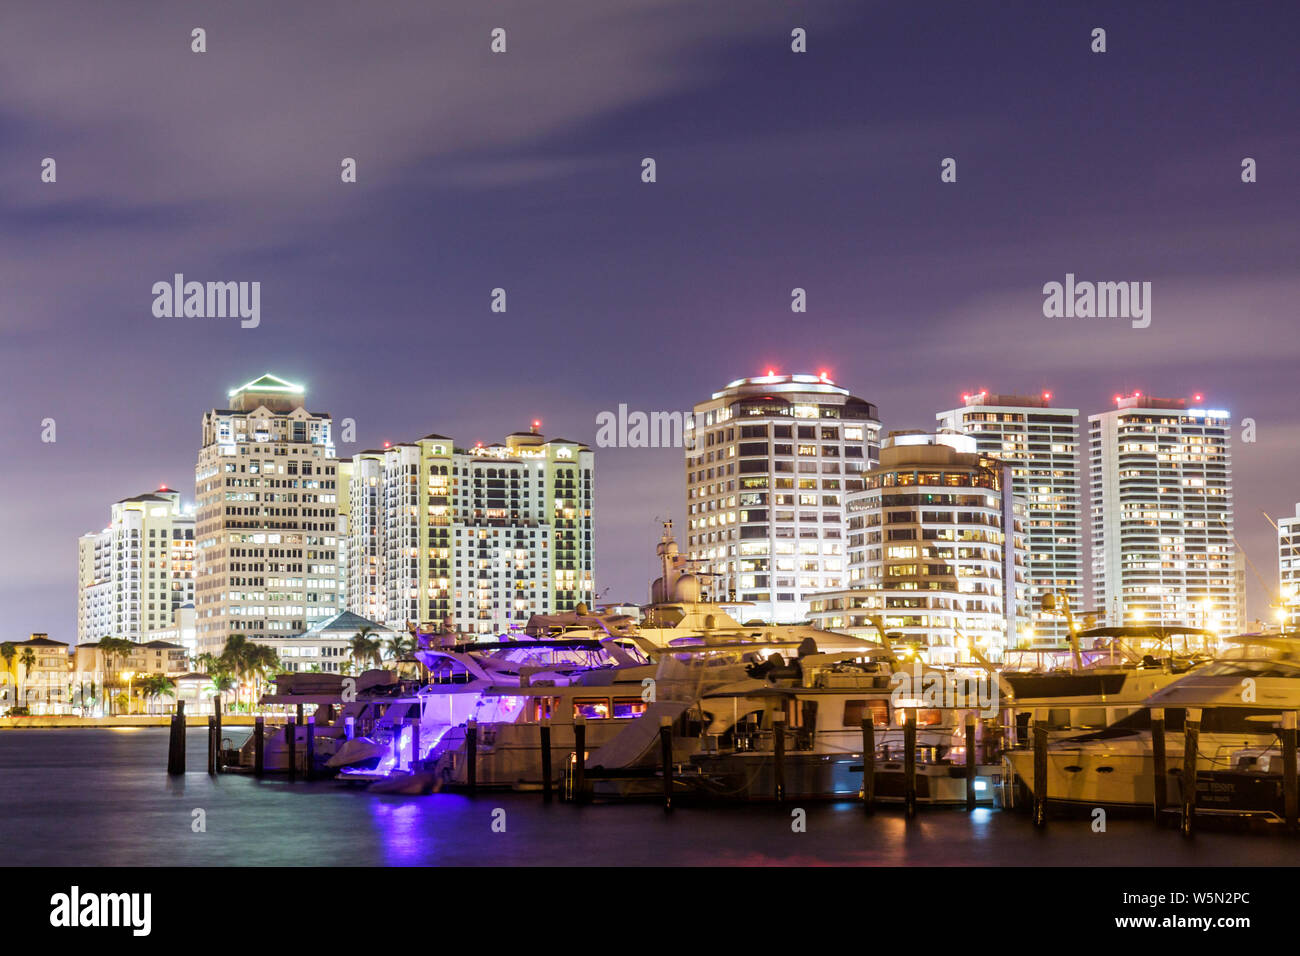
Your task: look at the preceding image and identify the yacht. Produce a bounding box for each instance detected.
[1004,635,1300,811]
[1001,625,1216,741]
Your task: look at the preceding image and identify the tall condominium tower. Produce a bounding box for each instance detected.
[1279,505,1300,629]
[936,391,1081,642]
[1089,393,1237,631]
[686,373,881,623]
[193,374,341,656]
[346,426,594,638]
[807,431,1028,664]
[77,488,196,644]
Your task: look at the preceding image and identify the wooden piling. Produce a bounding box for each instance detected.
[304,716,315,781]
[540,718,553,803]
[296,702,304,726]
[572,716,585,803]
[253,716,265,777]
[166,699,185,775]
[861,716,875,813]
[207,716,217,775]
[1283,711,1297,833]
[773,711,787,803]
[1180,707,1201,836]
[1031,714,1048,827]
[286,721,297,781]
[213,703,223,771]
[1150,707,1167,822]
[965,712,977,811]
[903,710,917,818]
[466,718,478,794]
[659,716,674,812]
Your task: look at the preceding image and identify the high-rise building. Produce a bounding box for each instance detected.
[686,373,881,623]
[345,425,594,637]
[937,391,1081,642]
[1279,505,1300,629]
[1089,393,1237,631]
[77,488,196,644]
[193,373,342,656]
[807,431,1029,664]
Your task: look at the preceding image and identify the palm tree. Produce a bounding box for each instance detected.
[139,675,177,715]
[0,642,16,712]
[219,635,255,712]
[98,637,136,715]
[245,644,280,712]
[195,652,219,676]
[18,648,36,710]
[349,628,382,672]
[206,673,236,713]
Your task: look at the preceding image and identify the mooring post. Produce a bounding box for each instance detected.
[1151,707,1167,823]
[466,718,478,794]
[213,701,223,772]
[540,718,553,803]
[904,709,917,818]
[965,711,977,811]
[861,716,875,813]
[286,721,297,781]
[659,715,674,813]
[207,716,217,775]
[1180,707,1201,836]
[572,716,585,804]
[166,699,186,775]
[773,711,787,803]
[304,715,315,781]
[1283,711,1297,834]
[254,716,265,778]
[1032,712,1049,827]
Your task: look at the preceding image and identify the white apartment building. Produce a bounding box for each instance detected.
[77,488,196,644]
[1089,393,1238,631]
[193,373,342,656]
[686,373,882,623]
[937,391,1081,642]
[346,426,595,638]
[1280,505,1300,629]
[252,610,395,674]
[808,432,1029,664]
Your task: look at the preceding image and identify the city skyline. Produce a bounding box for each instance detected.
[4,1,1298,640]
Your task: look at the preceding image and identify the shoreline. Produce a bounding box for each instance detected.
[0,716,262,729]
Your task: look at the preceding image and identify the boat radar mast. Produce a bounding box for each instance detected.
[651,520,716,604]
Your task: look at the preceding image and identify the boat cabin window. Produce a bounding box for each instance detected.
[612,698,648,718]
[530,697,560,721]
[574,698,611,720]
[842,699,888,728]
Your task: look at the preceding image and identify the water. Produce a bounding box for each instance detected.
[0,728,1291,866]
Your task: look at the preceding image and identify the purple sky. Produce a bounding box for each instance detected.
[2,1,1298,640]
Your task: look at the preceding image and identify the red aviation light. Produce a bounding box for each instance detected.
[1193,393,1203,403]
[1042,391,1052,401]
[766,368,776,377]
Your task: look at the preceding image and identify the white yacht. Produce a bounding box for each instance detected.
[1004,636,1300,811]
[1002,625,1217,742]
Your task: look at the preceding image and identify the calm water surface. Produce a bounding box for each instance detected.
[0,728,1293,866]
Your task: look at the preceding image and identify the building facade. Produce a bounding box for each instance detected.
[1089,393,1237,631]
[252,610,396,674]
[1280,505,1300,629]
[77,489,196,645]
[808,432,1028,665]
[936,391,1081,642]
[193,374,342,656]
[685,373,882,623]
[345,426,595,638]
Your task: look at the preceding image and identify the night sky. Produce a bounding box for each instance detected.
[3,1,1297,641]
